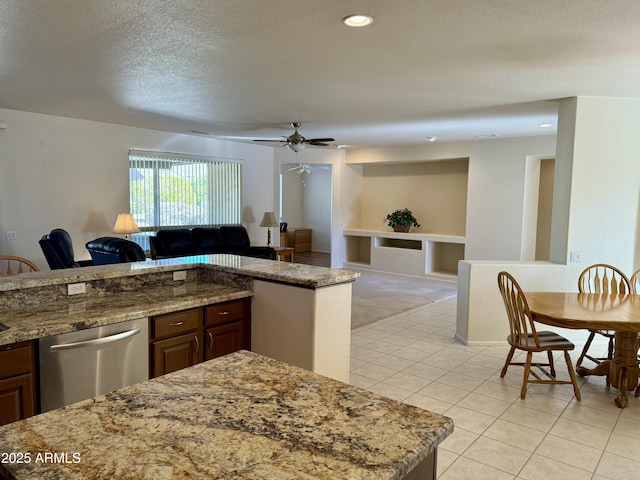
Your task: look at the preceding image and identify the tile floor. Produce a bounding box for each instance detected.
[349,295,640,480]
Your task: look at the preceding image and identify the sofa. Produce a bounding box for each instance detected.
[149,226,276,260]
[85,237,147,265]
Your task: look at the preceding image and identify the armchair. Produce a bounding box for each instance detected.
[85,237,147,265]
[39,228,94,270]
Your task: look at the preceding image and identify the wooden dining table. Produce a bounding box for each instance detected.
[526,292,640,408]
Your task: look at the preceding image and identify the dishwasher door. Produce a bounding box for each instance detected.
[39,318,149,412]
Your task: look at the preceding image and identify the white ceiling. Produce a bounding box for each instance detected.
[2,0,640,147]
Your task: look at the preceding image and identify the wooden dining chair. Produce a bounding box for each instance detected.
[0,255,39,275]
[498,271,581,401]
[576,263,631,385]
[631,268,640,295]
[630,268,640,396]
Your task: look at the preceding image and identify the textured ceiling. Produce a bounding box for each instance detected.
[2,0,640,147]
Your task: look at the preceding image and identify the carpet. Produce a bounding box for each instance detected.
[351,270,458,329]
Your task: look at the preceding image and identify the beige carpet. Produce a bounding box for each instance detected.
[350,270,458,329]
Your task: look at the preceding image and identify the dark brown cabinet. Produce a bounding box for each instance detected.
[204,299,251,360]
[0,340,37,426]
[150,308,203,378]
[150,298,251,378]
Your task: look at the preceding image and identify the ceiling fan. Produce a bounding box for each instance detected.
[288,163,312,174]
[253,122,335,152]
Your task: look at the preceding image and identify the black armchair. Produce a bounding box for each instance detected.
[85,237,147,265]
[39,228,94,270]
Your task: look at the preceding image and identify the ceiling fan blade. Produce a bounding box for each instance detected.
[253,139,287,143]
[306,138,335,143]
[307,142,330,146]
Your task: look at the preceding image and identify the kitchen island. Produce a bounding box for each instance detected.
[0,254,359,382]
[0,351,453,480]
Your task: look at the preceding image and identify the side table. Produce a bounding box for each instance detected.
[273,246,294,262]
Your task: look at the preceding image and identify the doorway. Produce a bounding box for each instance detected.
[280,163,332,266]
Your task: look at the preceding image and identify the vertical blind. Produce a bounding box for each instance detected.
[128,150,242,230]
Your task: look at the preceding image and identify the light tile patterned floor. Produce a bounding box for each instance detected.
[349,296,640,480]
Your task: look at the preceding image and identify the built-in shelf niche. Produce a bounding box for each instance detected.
[343,229,465,280]
[375,237,422,250]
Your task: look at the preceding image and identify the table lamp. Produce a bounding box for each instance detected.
[112,213,141,239]
[259,212,279,246]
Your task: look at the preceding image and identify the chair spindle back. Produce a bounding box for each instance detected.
[578,263,630,294]
[0,255,39,276]
[498,271,540,348]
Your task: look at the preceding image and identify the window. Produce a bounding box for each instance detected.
[128,150,242,248]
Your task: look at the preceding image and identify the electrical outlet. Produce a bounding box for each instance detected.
[6,231,16,240]
[67,283,86,295]
[570,251,582,263]
[173,270,187,281]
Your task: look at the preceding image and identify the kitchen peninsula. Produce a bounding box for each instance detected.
[0,254,358,389]
[0,351,453,480]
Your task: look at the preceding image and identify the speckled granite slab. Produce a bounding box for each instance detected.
[0,351,453,480]
[0,254,359,292]
[0,254,358,347]
[0,281,252,346]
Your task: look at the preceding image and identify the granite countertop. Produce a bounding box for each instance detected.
[0,281,252,346]
[0,351,453,480]
[0,254,360,292]
[0,253,359,347]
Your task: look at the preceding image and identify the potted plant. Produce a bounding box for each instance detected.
[385,208,420,232]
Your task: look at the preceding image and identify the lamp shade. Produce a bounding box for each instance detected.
[259,212,279,228]
[112,213,141,235]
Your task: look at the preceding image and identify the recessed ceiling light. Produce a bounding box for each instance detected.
[538,123,553,128]
[342,14,374,27]
[426,136,437,142]
[476,134,501,139]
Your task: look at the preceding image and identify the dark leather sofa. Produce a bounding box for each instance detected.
[85,237,147,265]
[149,226,276,260]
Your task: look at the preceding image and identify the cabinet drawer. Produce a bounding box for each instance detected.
[0,342,35,379]
[206,301,244,327]
[152,309,201,339]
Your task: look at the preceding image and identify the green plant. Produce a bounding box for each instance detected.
[384,208,420,228]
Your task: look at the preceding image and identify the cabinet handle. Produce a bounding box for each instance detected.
[170,321,185,327]
[194,335,199,353]
[218,311,231,316]
[208,332,214,350]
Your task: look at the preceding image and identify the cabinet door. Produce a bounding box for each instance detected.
[0,341,36,426]
[0,373,35,426]
[152,332,201,378]
[205,321,243,361]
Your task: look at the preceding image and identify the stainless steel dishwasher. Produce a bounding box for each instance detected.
[39,318,149,412]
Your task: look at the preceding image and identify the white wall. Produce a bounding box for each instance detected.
[280,164,332,252]
[275,147,346,265]
[345,136,557,261]
[303,165,332,252]
[458,96,640,344]
[0,108,276,270]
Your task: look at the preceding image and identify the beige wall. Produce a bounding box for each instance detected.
[358,159,468,235]
[535,159,555,260]
[0,108,277,270]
